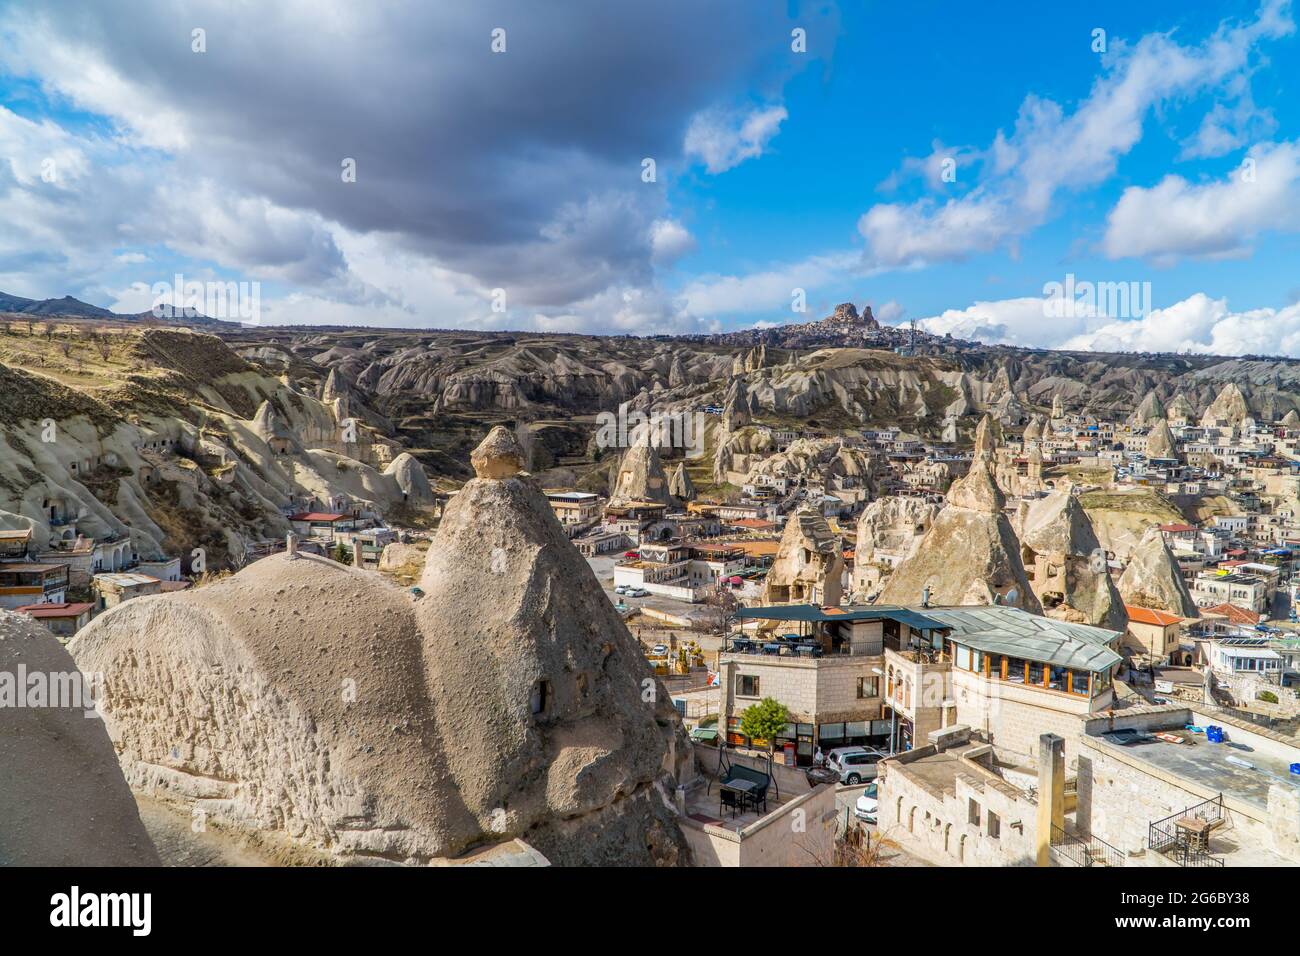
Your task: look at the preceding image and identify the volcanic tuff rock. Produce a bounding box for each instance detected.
[1145,418,1178,460]
[1201,382,1250,427]
[761,507,845,607]
[0,328,431,571]
[71,427,692,865]
[879,460,1041,611]
[0,611,159,865]
[1018,492,1127,630]
[851,496,940,597]
[668,462,696,501]
[1166,392,1196,423]
[972,413,1001,461]
[1283,409,1300,427]
[1117,526,1200,618]
[609,434,677,507]
[1129,390,1166,424]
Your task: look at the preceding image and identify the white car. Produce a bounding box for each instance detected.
[627,587,650,598]
[827,746,886,784]
[651,644,669,657]
[614,585,630,595]
[854,782,879,823]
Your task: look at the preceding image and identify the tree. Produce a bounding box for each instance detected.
[738,696,790,760]
[698,583,739,645]
[332,541,350,564]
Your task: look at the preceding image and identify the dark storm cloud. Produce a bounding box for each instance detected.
[6,0,830,311]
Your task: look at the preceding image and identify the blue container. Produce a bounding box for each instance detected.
[1206,726,1224,744]
[1290,763,1300,776]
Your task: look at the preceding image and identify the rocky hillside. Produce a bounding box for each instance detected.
[207,307,1300,487]
[0,322,434,570]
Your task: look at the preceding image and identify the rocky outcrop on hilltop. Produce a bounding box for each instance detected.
[1146,419,1178,460]
[386,452,435,504]
[879,460,1040,611]
[1282,409,1300,427]
[609,434,677,507]
[1201,382,1250,427]
[71,428,692,865]
[1129,390,1165,425]
[0,611,159,866]
[1117,526,1199,618]
[1018,492,1126,630]
[668,463,696,501]
[761,507,845,607]
[0,329,432,571]
[1166,393,1196,424]
[851,496,939,598]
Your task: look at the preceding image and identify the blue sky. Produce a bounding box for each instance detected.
[2,0,1300,353]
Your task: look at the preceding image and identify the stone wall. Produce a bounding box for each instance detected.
[1074,708,1300,862]
[951,669,1099,766]
[719,655,883,727]
[876,746,1038,866]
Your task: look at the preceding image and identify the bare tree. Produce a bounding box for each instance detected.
[698,583,740,647]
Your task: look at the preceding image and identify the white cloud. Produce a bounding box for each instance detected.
[1056,293,1300,355]
[1102,140,1300,262]
[649,219,697,265]
[684,104,788,174]
[914,296,1089,348]
[857,0,1295,270]
[918,290,1300,357]
[680,251,858,317]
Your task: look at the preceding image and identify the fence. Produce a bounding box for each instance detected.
[1050,823,1125,867]
[1147,794,1227,867]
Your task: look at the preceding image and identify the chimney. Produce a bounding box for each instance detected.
[1035,733,1066,866]
[286,533,299,559]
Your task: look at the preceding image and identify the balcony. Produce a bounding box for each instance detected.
[1147,795,1227,867]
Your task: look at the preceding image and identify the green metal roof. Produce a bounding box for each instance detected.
[733,603,1122,672]
[919,606,1122,673]
[735,604,946,630]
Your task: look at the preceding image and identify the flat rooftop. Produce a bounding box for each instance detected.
[1096,728,1300,810]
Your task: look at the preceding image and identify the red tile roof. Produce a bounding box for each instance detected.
[1124,605,1183,627]
[1201,602,1261,625]
[16,602,94,618]
[289,512,348,522]
[1158,523,1197,533]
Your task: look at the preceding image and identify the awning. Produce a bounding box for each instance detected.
[690,727,719,741]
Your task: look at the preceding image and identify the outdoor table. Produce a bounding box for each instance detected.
[721,778,758,813]
[1173,816,1212,851]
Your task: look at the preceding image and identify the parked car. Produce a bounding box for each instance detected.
[614,585,630,595]
[627,587,650,598]
[854,783,879,823]
[827,746,886,784]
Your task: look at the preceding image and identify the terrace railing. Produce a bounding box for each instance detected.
[1050,823,1125,867]
[1147,794,1227,867]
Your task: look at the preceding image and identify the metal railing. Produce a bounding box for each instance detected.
[1147,794,1227,867]
[1050,823,1125,867]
